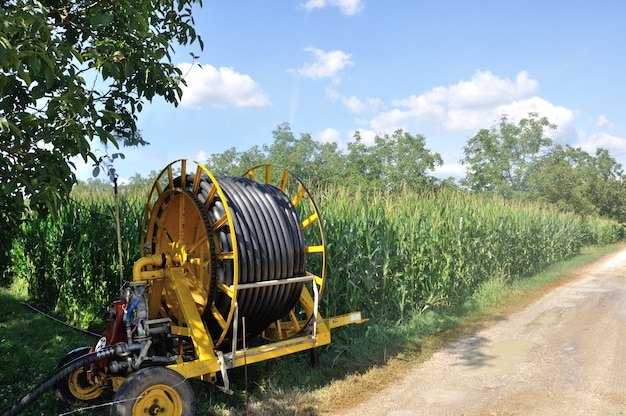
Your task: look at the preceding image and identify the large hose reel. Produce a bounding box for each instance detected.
[1,159,364,416]
[140,160,327,348]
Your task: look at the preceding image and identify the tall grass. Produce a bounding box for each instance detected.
[7,183,623,328]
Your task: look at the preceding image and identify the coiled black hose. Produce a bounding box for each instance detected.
[1,345,120,416]
[185,175,307,340]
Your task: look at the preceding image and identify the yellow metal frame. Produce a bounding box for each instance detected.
[132,256,366,386]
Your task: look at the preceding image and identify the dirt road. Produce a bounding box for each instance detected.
[337,249,626,416]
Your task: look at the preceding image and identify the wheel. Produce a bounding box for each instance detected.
[55,346,104,404]
[110,367,195,416]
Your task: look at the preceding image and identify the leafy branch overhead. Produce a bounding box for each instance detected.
[0,0,204,216]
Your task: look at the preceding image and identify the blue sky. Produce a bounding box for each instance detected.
[75,0,626,182]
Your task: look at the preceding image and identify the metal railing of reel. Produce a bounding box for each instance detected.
[140,160,327,348]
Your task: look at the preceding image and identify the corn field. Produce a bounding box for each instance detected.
[8,185,146,327]
[320,186,622,322]
[7,182,624,327]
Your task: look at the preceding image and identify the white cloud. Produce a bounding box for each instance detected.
[317,127,348,150]
[296,47,353,82]
[349,128,377,146]
[496,96,575,132]
[195,151,208,163]
[448,70,538,108]
[367,70,575,135]
[342,95,368,113]
[432,162,467,180]
[318,127,341,144]
[577,132,626,159]
[299,0,364,15]
[178,63,271,109]
[327,87,383,114]
[391,70,538,117]
[370,108,413,133]
[597,115,615,129]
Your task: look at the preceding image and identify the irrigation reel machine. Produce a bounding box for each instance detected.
[4,160,366,416]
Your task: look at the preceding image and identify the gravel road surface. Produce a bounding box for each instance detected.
[337,249,626,416]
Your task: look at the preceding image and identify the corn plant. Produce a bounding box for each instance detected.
[9,185,146,327]
[8,182,623,329]
[319,186,622,324]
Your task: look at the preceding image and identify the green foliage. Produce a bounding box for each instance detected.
[525,145,626,222]
[0,288,100,415]
[345,129,443,191]
[0,0,203,278]
[204,122,444,191]
[263,123,348,186]
[461,112,556,197]
[205,146,263,176]
[7,151,624,328]
[2,245,623,415]
[2,166,624,415]
[461,113,626,224]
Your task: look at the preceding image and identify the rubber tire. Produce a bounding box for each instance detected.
[54,346,98,404]
[110,367,196,416]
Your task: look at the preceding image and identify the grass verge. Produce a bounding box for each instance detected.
[0,287,100,415]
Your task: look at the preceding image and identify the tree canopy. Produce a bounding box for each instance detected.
[203,123,444,192]
[1,0,203,214]
[202,118,626,225]
[461,113,626,223]
[0,0,203,276]
[461,112,556,197]
[525,145,626,221]
[346,129,443,191]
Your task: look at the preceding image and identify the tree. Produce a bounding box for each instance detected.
[345,131,385,188]
[524,145,598,216]
[204,145,266,177]
[525,145,626,222]
[346,129,442,191]
[263,122,346,185]
[203,123,443,192]
[461,113,556,197]
[375,129,443,191]
[0,0,203,277]
[588,148,626,222]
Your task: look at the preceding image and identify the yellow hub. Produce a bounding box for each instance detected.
[132,384,183,416]
[67,368,103,401]
[170,241,188,265]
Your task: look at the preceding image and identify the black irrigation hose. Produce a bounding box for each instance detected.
[20,302,102,339]
[181,175,306,339]
[1,346,120,416]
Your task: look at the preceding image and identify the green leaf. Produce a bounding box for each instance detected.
[0,0,205,229]
[29,55,41,74]
[0,38,7,61]
[91,13,114,28]
[0,116,9,132]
